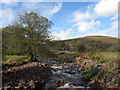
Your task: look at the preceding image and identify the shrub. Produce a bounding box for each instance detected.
[114,79,120,84]
[81,66,99,80]
[74,40,86,53]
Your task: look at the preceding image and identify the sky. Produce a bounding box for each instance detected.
[0,0,119,40]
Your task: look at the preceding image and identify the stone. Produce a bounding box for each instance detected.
[29,80,35,88]
[4,86,12,90]
[58,83,72,88]
[15,86,20,89]
[18,80,26,86]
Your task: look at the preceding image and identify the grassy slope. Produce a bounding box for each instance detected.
[61,35,119,45]
[84,35,119,44]
[55,35,119,53]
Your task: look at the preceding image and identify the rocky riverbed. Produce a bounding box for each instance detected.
[3,57,110,89]
[37,58,90,89]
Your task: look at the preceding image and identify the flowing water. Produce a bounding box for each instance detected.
[37,58,90,89]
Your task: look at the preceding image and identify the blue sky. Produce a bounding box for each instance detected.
[0,0,119,40]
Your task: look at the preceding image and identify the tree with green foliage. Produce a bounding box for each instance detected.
[2,25,27,55]
[74,40,86,53]
[2,12,53,61]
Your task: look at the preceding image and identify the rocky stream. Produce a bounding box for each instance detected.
[2,57,104,89]
[37,58,90,90]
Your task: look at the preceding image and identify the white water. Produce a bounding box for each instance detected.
[37,58,90,89]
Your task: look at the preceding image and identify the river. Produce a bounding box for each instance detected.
[37,58,90,89]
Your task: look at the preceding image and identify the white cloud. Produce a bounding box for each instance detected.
[72,11,92,22]
[84,21,118,37]
[110,15,118,20]
[47,2,62,17]
[72,0,118,34]
[94,0,119,17]
[72,11,100,32]
[51,28,73,40]
[21,2,62,18]
[0,2,62,27]
[21,2,43,11]
[73,20,100,32]
[0,8,14,27]
[1,0,43,3]
[71,2,118,38]
[1,0,19,6]
[111,21,118,30]
[2,0,19,2]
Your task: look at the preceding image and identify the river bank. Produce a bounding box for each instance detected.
[2,62,52,89]
[2,53,120,89]
[2,57,94,89]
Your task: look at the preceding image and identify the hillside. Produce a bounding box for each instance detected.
[83,35,119,44]
[52,35,119,52]
[62,35,118,44]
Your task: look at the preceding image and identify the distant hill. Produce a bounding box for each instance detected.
[61,35,118,43]
[83,35,119,44]
[53,35,119,52]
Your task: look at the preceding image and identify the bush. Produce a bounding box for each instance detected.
[114,79,120,84]
[81,66,99,80]
[74,40,86,53]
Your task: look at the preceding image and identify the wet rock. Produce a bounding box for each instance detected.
[51,65,63,70]
[14,86,20,89]
[55,70,62,75]
[18,80,26,86]
[58,83,72,88]
[29,80,35,88]
[51,80,64,87]
[3,86,12,89]
[65,74,84,86]
[57,83,86,90]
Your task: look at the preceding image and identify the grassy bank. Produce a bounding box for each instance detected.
[80,52,119,63]
[2,55,31,69]
[76,52,120,88]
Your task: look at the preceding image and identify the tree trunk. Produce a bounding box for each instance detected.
[29,52,36,62]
